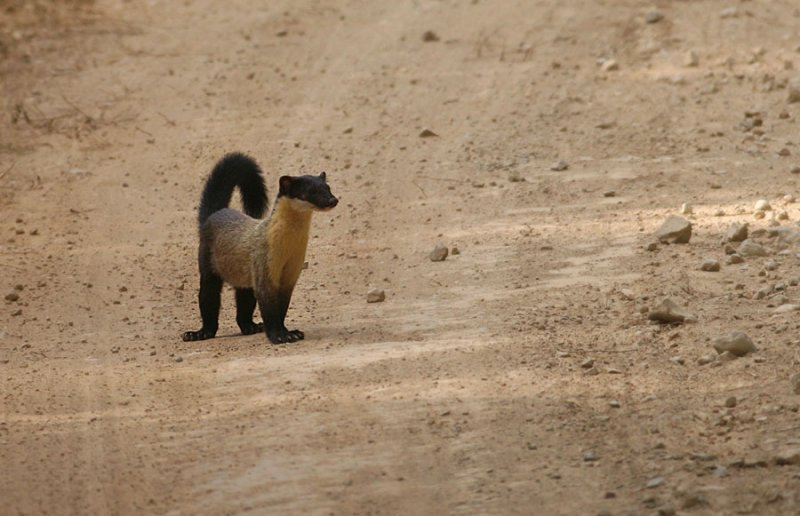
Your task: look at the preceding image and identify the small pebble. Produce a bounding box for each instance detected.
[366,288,386,303]
[680,202,693,215]
[724,396,737,408]
[700,259,720,272]
[754,199,771,212]
[600,59,619,72]
[429,244,448,262]
[422,30,440,42]
[550,160,569,171]
[713,332,756,356]
[698,355,716,365]
[774,448,800,466]
[644,10,664,24]
[725,222,748,242]
[5,292,19,302]
[646,477,665,489]
[737,239,767,257]
[791,373,800,394]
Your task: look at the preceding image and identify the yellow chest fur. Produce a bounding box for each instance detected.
[265,198,312,290]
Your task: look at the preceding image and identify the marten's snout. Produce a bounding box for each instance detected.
[328,196,339,208]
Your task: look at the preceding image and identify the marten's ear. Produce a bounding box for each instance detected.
[279,176,293,194]
[319,171,327,182]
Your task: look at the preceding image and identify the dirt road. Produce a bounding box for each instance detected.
[2,0,800,514]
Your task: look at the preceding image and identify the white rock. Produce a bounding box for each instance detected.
[601,59,619,72]
[655,216,692,244]
[680,202,693,215]
[754,199,771,212]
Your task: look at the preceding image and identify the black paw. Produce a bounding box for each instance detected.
[182,328,217,342]
[267,328,305,344]
[239,321,264,336]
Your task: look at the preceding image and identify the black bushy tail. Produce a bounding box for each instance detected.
[198,152,269,227]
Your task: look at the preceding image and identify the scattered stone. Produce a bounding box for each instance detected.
[366,288,386,303]
[11,309,22,317]
[646,477,665,489]
[791,373,800,394]
[789,87,800,104]
[451,247,460,255]
[550,160,569,171]
[609,400,620,408]
[648,298,689,324]
[174,356,183,363]
[670,356,685,365]
[684,50,699,67]
[755,286,772,299]
[603,190,616,198]
[645,10,664,24]
[4,292,19,302]
[713,465,728,478]
[698,355,716,365]
[778,211,790,221]
[680,202,693,215]
[764,260,778,271]
[719,7,739,18]
[791,167,800,175]
[713,332,756,356]
[754,211,765,220]
[581,358,595,369]
[422,30,440,42]
[600,59,619,72]
[725,222,748,242]
[725,396,737,408]
[654,216,692,244]
[779,148,791,157]
[737,239,767,257]
[419,129,438,138]
[754,199,771,212]
[723,244,736,255]
[727,254,744,265]
[429,244,448,262]
[774,448,800,466]
[700,259,721,272]
[583,450,599,462]
[508,170,524,182]
[645,241,659,252]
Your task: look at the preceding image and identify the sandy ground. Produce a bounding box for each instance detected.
[2,0,800,514]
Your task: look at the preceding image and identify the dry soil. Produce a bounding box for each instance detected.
[2,0,800,514]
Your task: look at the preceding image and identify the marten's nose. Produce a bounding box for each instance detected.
[329,197,339,208]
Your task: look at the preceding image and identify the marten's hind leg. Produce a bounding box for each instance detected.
[182,271,223,341]
[235,288,263,335]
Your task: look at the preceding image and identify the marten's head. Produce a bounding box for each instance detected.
[279,172,338,212]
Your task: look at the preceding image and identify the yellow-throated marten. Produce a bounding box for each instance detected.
[182,153,338,344]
